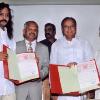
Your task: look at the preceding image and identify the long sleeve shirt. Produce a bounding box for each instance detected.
[50,36,94,65]
[0,28,16,95]
[50,36,94,100]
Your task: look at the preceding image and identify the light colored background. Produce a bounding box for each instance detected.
[3,0,100,5]
[10,5,100,52]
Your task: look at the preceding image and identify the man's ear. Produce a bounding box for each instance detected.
[23,29,25,34]
[23,29,26,37]
[61,28,64,36]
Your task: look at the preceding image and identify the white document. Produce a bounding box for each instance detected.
[50,60,100,94]
[17,53,39,80]
[77,60,100,93]
[7,49,40,82]
[3,45,40,84]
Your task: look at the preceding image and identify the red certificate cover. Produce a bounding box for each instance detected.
[49,60,100,95]
[3,45,40,85]
[3,45,9,79]
[49,64,80,95]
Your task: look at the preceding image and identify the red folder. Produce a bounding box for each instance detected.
[49,64,80,95]
[3,45,9,79]
[3,45,40,85]
[49,60,100,96]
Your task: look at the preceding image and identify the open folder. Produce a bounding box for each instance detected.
[3,45,40,84]
[49,60,100,95]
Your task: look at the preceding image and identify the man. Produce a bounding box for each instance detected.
[50,17,94,100]
[0,2,16,100]
[15,21,49,100]
[40,23,56,100]
[40,23,56,55]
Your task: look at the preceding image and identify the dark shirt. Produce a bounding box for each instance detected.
[40,39,56,80]
[40,39,56,56]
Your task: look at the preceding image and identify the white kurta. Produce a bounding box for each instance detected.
[0,28,16,95]
[95,50,100,99]
[50,36,94,100]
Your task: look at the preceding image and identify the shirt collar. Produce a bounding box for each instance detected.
[25,39,36,45]
[25,39,37,52]
[62,36,78,47]
[64,36,76,42]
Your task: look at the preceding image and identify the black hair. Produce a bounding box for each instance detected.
[45,23,56,33]
[0,2,13,39]
[61,17,77,29]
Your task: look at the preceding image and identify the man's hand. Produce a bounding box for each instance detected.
[0,52,8,60]
[87,90,95,99]
[66,62,77,68]
[98,83,100,86]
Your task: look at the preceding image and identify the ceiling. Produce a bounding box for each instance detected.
[1,0,100,5]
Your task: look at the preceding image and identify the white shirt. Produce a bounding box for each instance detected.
[25,39,36,52]
[50,36,94,100]
[0,28,16,95]
[95,50,100,99]
[50,36,94,65]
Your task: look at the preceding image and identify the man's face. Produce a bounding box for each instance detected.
[0,7,9,28]
[62,19,76,41]
[24,23,38,42]
[45,25,55,40]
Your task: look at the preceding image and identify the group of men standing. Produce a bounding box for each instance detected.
[0,2,99,100]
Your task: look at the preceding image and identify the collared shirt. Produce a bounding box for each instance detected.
[50,36,94,100]
[25,39,36,52]
[0,27,16,95]
[50,36,94,65]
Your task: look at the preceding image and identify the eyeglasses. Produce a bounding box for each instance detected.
[63,25,76,29]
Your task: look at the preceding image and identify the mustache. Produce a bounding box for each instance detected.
[45,33,52,36]
[0,20,7,23]
[29,32,35,35]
